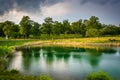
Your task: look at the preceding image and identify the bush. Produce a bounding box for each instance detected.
[0,58,8,70]
[10,69,19,74]
[85,71,113,80]
[39,75,52,80]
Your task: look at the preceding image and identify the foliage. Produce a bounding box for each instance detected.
[39,75,52,80]
[62,19,71,34]
[0,58,8,70]
[11,24,20,38]
[2,21,15,39]
[85,16,101,29]
[31,22,41,36]
[85,71,113,80]
[86,29,101,37]
[0,16,120,39]
[100,25,119,35]
[0,39,38,56]
[71,19,86,37]
[10,69,19,74]
[52,21,63,35]
[0,22,5,37]
[0,69,52,80]
[41,17,53,36]
[20,16,32,38]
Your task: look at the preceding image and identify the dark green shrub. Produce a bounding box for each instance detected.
[85,71,113,80]
[0,59,8,70]
[10,69,19,74]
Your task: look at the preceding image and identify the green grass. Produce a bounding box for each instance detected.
[36,37,120,45]
[0,39,39,56]
[0,69,52,80]
[1,37,120,56]
[85,71,113,80]
[39,34,82,40]
[50,37,120,43]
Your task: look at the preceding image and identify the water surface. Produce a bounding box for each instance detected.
[8,46,120,80]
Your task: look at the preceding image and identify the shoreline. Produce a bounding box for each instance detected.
[2,37,120,58]
[13,41,120,51]
[23,41,120,47]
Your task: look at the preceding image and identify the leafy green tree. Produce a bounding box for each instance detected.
[86,28,100,37]
[101,24,119,36]
[85,16,101,29]
[2,21,14,39]
[71,19,86,37]
[11,24,20,38]
[41,17,53,37]
[84,16,102,37]
[19,16,32,38]
[31,22,41,36]
[71,20,82,34]
[52,21,63,35]
[62,20,71,34]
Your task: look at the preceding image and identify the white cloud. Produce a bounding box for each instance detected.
[40,2,70,17]
[0,9,28,24]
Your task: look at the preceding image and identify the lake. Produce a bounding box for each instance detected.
[7,46,120,80]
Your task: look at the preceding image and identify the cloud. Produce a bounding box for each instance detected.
[0,0,64,23]
[80,0,120,5]
[0,8,44,24]
[0,0,40,15]
[0,0,64,15]
[0,9,29,23]
[0,0,120,25]
[40,2,70,17]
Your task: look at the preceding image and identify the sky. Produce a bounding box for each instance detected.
[0,0,120,25]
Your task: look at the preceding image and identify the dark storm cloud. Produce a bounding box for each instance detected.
[0,0,63,15]
[80,0,120,5]
[0,0,14,15]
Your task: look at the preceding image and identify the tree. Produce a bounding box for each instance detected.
[41,17,53,37]
[31,22,41,36]
[62,20,71,34]
[2,21,14,39]
[85,16,101,29]
[52,21,63,35]
[11,24,19,38]
[71,19,86,37]
[19,16,32,38]
[71,20,81,34]
[0,22,5,37]
[100,24,119,36]
[84,16,102,37]
[86,28,100,37]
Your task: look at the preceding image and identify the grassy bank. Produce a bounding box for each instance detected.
[0,39,39,56]
[24,37,120,47]
[0,37,120,56]
[0,69,52,80]
[0,39,52,80]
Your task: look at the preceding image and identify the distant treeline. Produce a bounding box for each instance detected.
[0,16,120,39]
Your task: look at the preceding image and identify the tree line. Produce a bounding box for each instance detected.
[0,16,120,39]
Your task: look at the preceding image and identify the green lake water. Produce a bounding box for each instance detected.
[7,46,120,80]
